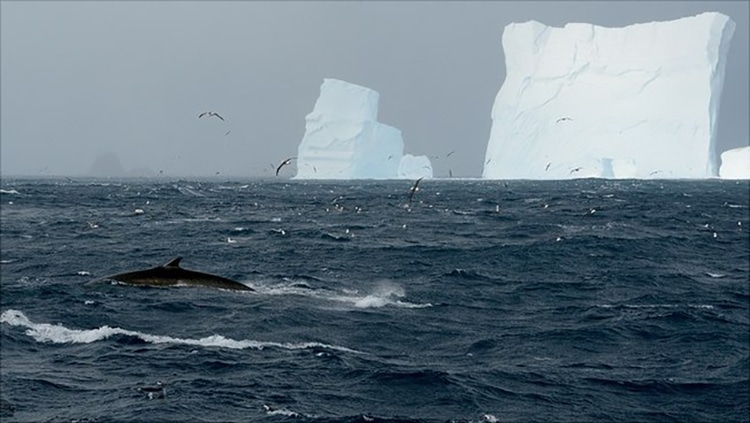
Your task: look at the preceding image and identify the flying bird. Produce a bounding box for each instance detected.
[545,162,551,171]
[446,150,455,157]
[408,177,424,205]
[198,111,225,121]
[556,117,573,123]
[275,157,296,176]
[569,167,583,174]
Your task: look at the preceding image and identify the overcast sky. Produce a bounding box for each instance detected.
[1,1,748,178]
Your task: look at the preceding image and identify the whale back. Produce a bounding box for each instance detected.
[88,258,253,291]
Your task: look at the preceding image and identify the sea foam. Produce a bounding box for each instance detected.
[1,309,360,353]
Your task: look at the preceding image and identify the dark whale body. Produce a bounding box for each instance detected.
[89,257,253,291]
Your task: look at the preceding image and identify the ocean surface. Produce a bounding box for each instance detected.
[1,177,748,422]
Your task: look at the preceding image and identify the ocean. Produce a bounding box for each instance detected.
[1,177,748,422]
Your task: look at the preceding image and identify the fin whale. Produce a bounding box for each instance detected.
[88,257,253,291]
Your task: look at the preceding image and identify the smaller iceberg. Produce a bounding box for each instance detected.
[294,79,431,180]
[719,147,750,179]
[398,154,433,179]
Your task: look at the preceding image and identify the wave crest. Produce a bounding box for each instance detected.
[1,309,360,353]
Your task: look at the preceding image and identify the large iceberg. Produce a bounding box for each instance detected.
[719,146,750,179]
[482,12,736,179]
[294,79,431,180]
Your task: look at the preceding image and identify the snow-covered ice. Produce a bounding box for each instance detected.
[719,146,750,179]
[295,79,430,180]
[482,12,736,179]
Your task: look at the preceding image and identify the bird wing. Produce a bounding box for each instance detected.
[408,177,424,204]
[275,157,296,176]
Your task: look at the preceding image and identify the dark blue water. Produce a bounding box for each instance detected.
[1,178,748,422]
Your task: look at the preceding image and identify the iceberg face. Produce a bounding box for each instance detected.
[398,154,434,180]
[294,79,404,179]
[719,146,750,179]
[483,12,736,179]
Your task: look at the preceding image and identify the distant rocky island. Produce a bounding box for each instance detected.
[88,152,155,177]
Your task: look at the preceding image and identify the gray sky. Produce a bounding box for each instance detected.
[1,1,747,178]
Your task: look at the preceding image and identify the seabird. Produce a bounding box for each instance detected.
[275,157,296,176]
[569,167,583,174]
[408,177,424,205]
[198,111,225,121]
[545,162,551,171]
[556,117,573,123]
[446,150,455,157]
[138,381,166,400]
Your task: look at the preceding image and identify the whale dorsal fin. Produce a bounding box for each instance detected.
[163,257,182,268]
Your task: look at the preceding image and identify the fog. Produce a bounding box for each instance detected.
[1,1,747,178]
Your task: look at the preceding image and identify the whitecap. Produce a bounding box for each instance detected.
[0,189,20,195]
[251,280,431,309]
[263,404,302,417]
[335,281,432,309]
[0,309,361,353]
[723,202,747,209]
[176,186,204,197]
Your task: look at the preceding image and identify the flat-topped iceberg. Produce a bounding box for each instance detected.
[482,12,736,179]
[294,79,430,180]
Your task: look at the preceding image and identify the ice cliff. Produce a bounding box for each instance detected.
[719,146,750,179]
[482,12,736,179]
[294,79,431,180]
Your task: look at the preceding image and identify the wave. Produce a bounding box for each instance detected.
[596,304,715,310]
[333,281,433,309]
[0,189,20,195]
[0,309,360,353]
[250,278,432,309]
